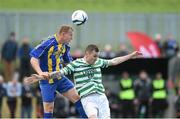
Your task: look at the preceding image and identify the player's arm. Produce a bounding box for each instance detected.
[108,51,142,66]
[24,70,64,85]
[24,61,75,85]
[29,40,52,79]
[49,60,76,79]
[30,57,49,79]
[24,57,50,85]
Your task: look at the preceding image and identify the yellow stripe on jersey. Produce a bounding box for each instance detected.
[54,34,60,45]
[62,45,66,54]
[56,44,62,80]
[48,46,54,83]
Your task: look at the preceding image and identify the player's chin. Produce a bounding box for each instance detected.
[65,40,71,44]
[91,60,96,64]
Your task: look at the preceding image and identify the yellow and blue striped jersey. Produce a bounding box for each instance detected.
[30,34,73,83]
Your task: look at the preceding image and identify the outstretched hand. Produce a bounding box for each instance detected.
[24,74,47,85]
[131,51,143,59]
[23,71,62,85]
[24,75,40,85]
[38,72,50,79]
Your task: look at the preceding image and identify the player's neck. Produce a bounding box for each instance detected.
[83,56,93,65]
[56,34,64,44]
[83,57,90,65]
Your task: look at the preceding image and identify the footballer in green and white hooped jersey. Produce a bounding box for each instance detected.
[62,58,109,97]
[61,57,111,118]
[60,44,143,118]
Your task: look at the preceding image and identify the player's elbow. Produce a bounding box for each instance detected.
[110,58,123,66]
[109,59,117,66]
[30,57,38,65]
[111,62,118,66]
[30,57,34,65]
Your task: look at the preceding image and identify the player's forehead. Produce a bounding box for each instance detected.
[59,27,73,35]
[66,29,73,34]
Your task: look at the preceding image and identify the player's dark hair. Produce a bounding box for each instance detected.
[85,44,99,53]
[59,25,73,34]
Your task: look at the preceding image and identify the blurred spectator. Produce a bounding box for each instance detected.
[163,34,178,58]
[34,86,43,118]
[1,32,18,82]
[134,70,152,118]
[69,102,78,117]
[99,44,116,59]
[21,77,33,118]
[168,49,180,88]
[151,72,168,118]
[18,37,33,82]
[154,33,164,56]
[118,71,135,118]
[99,44,116,82]
[0,75,6,118]
[116,44,129,56]
[71,48,83,58]
[105,88,119,118]
[175,84,180,118]
[54,93,70,118]
[5,72,22,118]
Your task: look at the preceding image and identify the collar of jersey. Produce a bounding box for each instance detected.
[82,58,98,66]
[82,58,90,65]
[54,34,62,45]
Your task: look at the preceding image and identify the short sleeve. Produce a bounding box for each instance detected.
[98,58,110,68]
[30,40,52,59]
[62,61,76,75]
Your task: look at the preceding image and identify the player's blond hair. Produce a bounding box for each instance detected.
[58,25,73,34]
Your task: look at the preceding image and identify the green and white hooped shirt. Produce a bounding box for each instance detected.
[61,58,110,97]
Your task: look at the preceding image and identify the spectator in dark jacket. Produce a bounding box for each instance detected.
[116,44,129,57]
[21,78,33,118]
[163,34,178,58]
[0,75,6,118]
[175,84,180,118]
[99,44,116,59]
[134,70,152,118]
[18,37,33,82]
[1,32,18,82]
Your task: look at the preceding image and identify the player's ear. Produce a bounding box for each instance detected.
[85,51,89,56]
[61,32,65,36]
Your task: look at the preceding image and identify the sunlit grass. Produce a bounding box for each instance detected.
[0,0,180,13]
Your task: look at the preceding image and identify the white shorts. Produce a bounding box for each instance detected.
[81,93,110,119]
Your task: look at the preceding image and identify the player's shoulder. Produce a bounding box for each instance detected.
[75,58,83,62]
[95,58,109,66]
[38,35,56,47]
[98,58,109,62]
[43,35,56,44]
[96,58,105,62]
